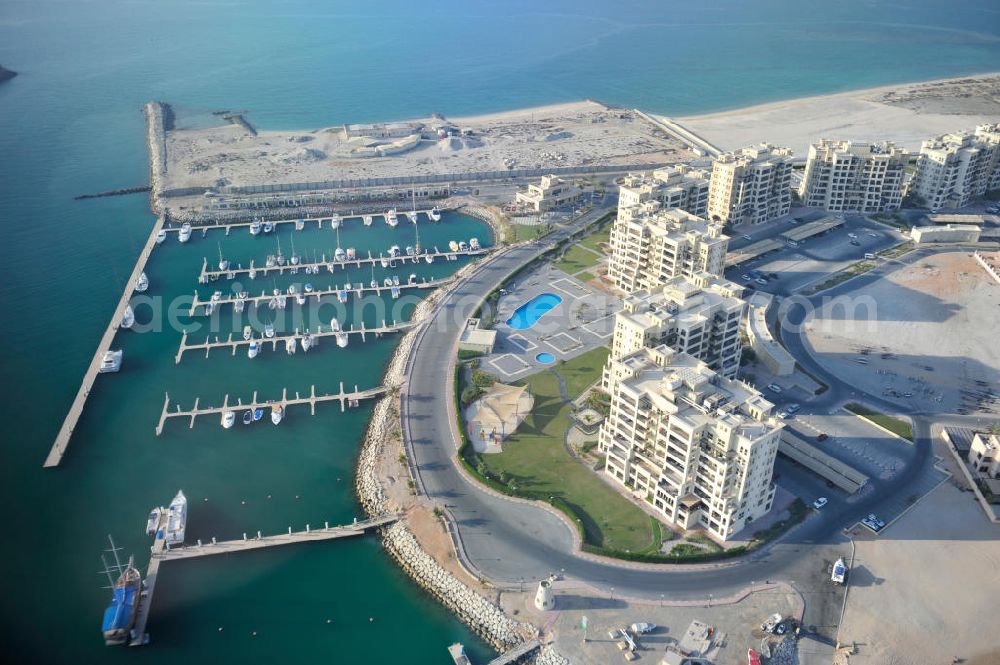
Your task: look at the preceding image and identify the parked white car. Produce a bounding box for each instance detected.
[813,497,828,509]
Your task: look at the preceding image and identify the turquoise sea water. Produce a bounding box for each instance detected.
[0,1,998,662]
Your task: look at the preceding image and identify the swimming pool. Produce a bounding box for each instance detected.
[535,352,556,364]
[505,293,562,330]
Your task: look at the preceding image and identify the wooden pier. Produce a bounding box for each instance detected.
[174,319,416,363]
[162,209,443,237]
[129,513,399,646]
[154,382,388,435]
[188,276,448,316]
[44,215,166,468]
[199,247,488,282]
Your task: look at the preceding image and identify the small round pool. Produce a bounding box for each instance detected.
[536,352,556,364]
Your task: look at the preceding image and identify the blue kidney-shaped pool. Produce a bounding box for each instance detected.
[505,293,563,330]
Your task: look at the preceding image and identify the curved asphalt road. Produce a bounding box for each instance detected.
[401,212,945,604]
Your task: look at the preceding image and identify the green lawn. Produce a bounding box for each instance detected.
[844,402,914,442]
[479,348,657,552]
[553,244,603,275]
[576,271,596,283]
[579,224,612,252]
[511,224,550,242]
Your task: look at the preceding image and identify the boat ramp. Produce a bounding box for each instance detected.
[155,383,388,435]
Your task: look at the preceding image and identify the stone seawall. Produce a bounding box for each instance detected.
[144,101,170,215]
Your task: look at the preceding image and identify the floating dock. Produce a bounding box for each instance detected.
[199,247,488,282]
[44,215,166,468]
[189,277,447,316]
[175,319,416,363]
[129,511,399,646]
[154,383,387,435]
[162,210,443,237]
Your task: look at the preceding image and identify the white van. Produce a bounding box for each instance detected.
[864,252,876,259]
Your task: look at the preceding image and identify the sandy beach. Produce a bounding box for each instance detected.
[675,73,1000,156]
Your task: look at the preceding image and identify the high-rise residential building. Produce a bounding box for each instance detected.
[605,274,746,384]
[707,143,794,226]
[597,345,782,541]
[799,139,908,213]
[607,203,729,293]
[911,124,1000,210]
[617,165,711,218]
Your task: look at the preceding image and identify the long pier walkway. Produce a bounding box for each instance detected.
[154,382,388,435]
[164,210,442,237]
[175,319,415,363]
[199,247,488,282]
[44,214,166,468]
[129,513,399,646]
[189,277,447,315]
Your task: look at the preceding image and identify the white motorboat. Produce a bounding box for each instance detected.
[408,273,417,285]
[329,318,340,332]
[221,410,236,429]
[345,281,352,291]
[405,245,415,256]
[155,229,167,244]
[243,326,252,341]
[135,272,149,293]
[203,302,214,316]
[458,241,469,251]
[276,295,286,310]
[99,349,123,373]
[337,289,348,303]
[331,214,342,229]
[248,340,260,359]
[211,290,222,302]
[250,219,262,236]
[385,209,398,227]
[383,277,393,287]
[370,279,378,289]
[264,323,275,338]
[346,247,357,260]
[392,275,400,286]
[448,240,459,252]
[178,223,192,243]
[832,557,847,584]
[271,404,284,425]
[388,245,401,257]
[285,337,297,354]
[249,268,257,280]
[234,298,245,313]
[288,284,297,295]
[469,237,481,250]
[289,234,300,266]
[265,255,277,268]
[380,256,389,268]
[363,215,373,226]
[429,206,442,221]
[301,333,313,352]
[336,331,349,348]
[145,507,162,536]
[120,305,135,329]
[165,491,187,546]
[407,210,419,224]
[304,283,314,293]
[263,221,274,233]
[424,253,433,264]
[334,247,346,262]
[296,292,306,305]
[295,218,305,231]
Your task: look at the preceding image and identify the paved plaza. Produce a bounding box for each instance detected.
[481,264,619,381]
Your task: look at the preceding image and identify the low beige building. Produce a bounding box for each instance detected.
[598,346,782,541]
[605,273,746,383]
[515,175,587,212]
[458,318,497,354]
[968,432,1000,479]
[910,224,981,244]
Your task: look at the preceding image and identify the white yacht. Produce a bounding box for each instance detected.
[250,219,262,236]
[285,337,297,354]
[336,331,349,348]
[221,411,235,429]
[178,223,192,243]
[385,209,399,227]
[99,349,123,373]
[165,491,187,546]
[346,248,357,261]
[363,215,373,227]
[405,245,415,256]
[243,326,252,341]
[155,229,167,244]
[145,507,162,536]
[262,221,274,233]
[383,277,393,287]
[304,283,314,293]
[134,272,149,293]
[265,255,277,269]
[301,333,314,352]
[248,340,260,359]
[217,243,229,272]
[329,318,341,332]
[380,256,389,268]
[334,247,346,262]
[429,207,442,221]
[392,275,400,286]
[388,245,401,257]
[331,214,342,229]
[469,237,481,250]
[407,210,419,225]
[249,268,257,280]
[424,252,433,264]
[448,240,459,252]
[211,290,222,302]
[295,218,305,231]
[120,305,135,329]
[296,291,306,306]
[408,274,417,285]
[458,241,469,251]
[264,323,275,338]
[271,404,284,425]
[234,298,245,314]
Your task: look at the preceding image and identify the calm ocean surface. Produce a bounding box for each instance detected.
[0,1,997,662]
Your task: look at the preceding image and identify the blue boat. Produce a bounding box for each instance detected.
[101,555,141,646]
[253,408,264,421]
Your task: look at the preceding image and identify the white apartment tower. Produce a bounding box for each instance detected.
[707,143,794,226]
[799,139,908,213]
[598,346,782,541]
[911,124,1000,210]
[605,274,747,383]
[618,165,711,218]
[607,203,730,293]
